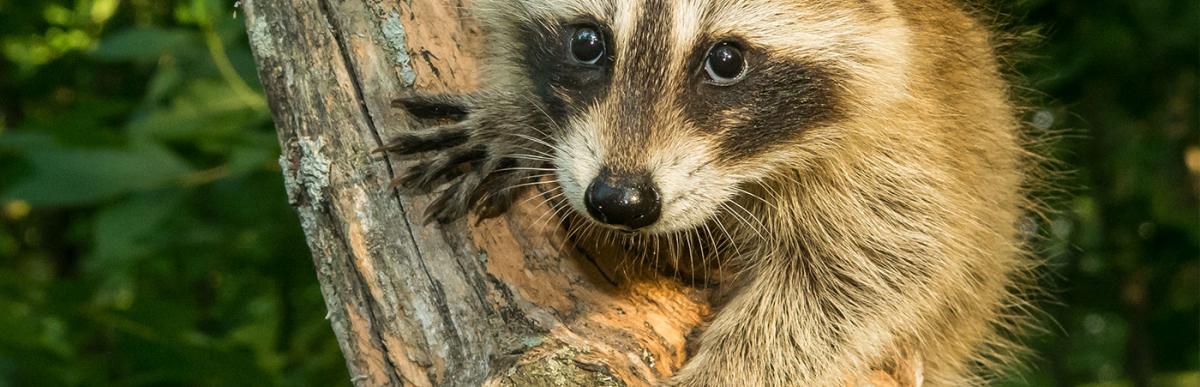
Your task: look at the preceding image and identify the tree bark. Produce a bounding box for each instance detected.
[240,1,913,386]
[241,1,709,385]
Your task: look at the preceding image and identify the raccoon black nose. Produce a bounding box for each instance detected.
[584,170,661,230]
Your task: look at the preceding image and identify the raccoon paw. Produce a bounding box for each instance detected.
[380,93,550,224]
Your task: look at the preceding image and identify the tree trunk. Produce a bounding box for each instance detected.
[240,1,913,386]
[240,1,709,385]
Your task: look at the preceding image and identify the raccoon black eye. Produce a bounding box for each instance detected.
[704,42,745,85]
[569,26,605,65]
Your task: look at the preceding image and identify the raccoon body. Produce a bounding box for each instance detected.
[382,0,1039,385]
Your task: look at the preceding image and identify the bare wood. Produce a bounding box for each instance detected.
[240,0,913,386]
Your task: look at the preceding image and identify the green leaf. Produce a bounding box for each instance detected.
[91,27,199,62]
[0,132,57,151]
[127,80,267,142]
[90,191,184,268]
[87,191,186,309]
[225,145,274,177]
[144,62,183,104]
[2,142,194,207]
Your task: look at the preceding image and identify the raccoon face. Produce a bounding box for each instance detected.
[486,0,909,233]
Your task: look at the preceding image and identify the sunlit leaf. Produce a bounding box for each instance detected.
[91,0,121,24]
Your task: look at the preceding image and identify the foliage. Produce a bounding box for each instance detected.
[1005,0,1200,386]
[0,0,1194,386]
[0,0,347,385]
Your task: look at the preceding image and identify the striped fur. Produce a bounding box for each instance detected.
[386,0,1042,385]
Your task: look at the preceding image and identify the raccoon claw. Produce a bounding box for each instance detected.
[471,166,530,219]
[375,125,470,155]
[425,178,475,224]
[418,157,545,225]
[383,92,550,224]
[392,145,487,192]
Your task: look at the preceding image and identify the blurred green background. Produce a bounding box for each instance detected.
[0,0,1194,386]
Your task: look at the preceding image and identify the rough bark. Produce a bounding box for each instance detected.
[240,1,913,386]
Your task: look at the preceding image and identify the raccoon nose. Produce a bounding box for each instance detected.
[584,170,661,230]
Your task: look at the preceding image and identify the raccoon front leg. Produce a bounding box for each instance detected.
[380,92,552,224]
[665,258,878,387]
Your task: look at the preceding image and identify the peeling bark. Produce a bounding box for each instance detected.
[241,1,913,386]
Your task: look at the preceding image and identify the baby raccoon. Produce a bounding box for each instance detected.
[380,0,1040,385]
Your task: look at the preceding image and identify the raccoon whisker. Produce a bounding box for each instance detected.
[501,179,559,194]
[561,223,582,253]
[531,172,559,179]
[536,187,566,208]
[700,222,722,285]
[694,230,713,285]
[723,198,771,243]
[732,186,779,213]
[506,144,557,160]
[507,175,557,191]
[501,132,570,156]
[497,180,556,205]
[640,232,651,259]
[630,233,642,267]
[497,125,558,146]
[638,234,649,271]
[469,174,555,209]
[561,216,592,254]
[640,234,651,273]
[637,234,648,271]
[652,233,662,270]
[703,232,716,284]
[514,92,567,134]
[519,184,563,208]
[470,171,554,199]
[686,229,699,281]
[665,232,676,269]
[675,231,686,267]
[506,148,555,160]
[718,202,766,249]
[543,190,570,219]
[532,190,564,215]
[595,225,609,252]
[499,154,555,163]
[769,171,805,192]
[516,174,558,182]
[617,231,635,280]
[491,167,557,173]
[513,118,560,143]
[672,232,687,278]
[536,196,572,234]
[534,194,570,233]
[755,183,787,210]
[508,123,559,151]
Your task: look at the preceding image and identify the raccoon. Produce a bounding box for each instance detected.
[380,0,1041,385]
